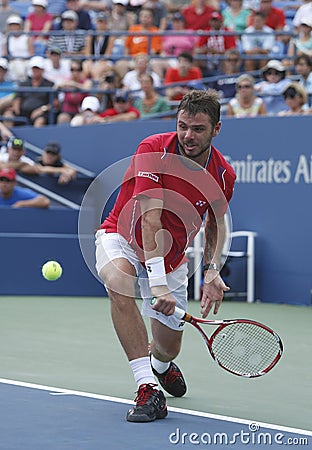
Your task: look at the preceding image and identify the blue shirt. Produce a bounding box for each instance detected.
[0,186,38,206]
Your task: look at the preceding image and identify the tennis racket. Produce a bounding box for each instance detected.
[151,301,283,378]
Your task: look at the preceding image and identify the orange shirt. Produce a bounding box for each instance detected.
[125,25,162,56]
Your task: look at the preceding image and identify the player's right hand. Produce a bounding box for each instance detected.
[151,286,176,316]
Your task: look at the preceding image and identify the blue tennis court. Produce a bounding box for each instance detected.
[1,296,311,449]
[1,379,310,450]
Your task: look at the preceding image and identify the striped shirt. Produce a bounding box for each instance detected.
[48,32,86,54]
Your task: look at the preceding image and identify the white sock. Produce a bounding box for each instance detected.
[129,356,157,387]
[151,355,170,374]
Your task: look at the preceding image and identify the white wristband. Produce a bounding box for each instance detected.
[145,257,167,287]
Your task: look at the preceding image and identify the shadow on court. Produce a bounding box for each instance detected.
[1,381,311,450]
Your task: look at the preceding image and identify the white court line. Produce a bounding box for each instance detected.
[1,377,311,437]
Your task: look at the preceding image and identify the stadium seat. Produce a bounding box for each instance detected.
[186,213,257,303]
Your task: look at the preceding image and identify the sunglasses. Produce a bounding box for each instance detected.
[0,177,14,182]
[283,87,298,99]
[238,84,252,89]
[115,98,127,103]
[70,67,82,72]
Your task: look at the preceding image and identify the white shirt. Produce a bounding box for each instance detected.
[241,25,275,52]
[122,70,161,99]
[0,152,35,165]
[43,58,71,84]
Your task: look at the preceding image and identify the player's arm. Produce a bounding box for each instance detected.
[140,195,176,316]
[201,211,229,318]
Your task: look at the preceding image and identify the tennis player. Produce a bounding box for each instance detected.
[95,90,236,422]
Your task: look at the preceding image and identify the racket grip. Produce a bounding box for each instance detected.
[150,298,186,320]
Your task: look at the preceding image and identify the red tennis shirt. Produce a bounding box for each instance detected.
[101,132,236,272]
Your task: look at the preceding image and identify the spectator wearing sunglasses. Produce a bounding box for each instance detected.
[254,59,291,114]
[278,83,311,116]
[56,59,92,124]
[92,89,140,123]
[0,167,50,208]
[227,74,267,117]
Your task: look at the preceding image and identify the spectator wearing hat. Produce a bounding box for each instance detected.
[241,11,276,72]
[47,10,86,56]
[35,142,77,184]
[56,59,92,124]
[182,0,217,31]
[195,12,237,77]
[12,56,56,127]
[255,59,291,114]
[247,0,285,31]
[83,12,115,81]
[63,0,92,30]
[43,47,71,84]
[24,0,53,36]
[0,168,50,208]
[227,74,267,117]
[109,0,135,33]
[278,82,311,116]
[286,18,312,61]
[151,12,199,78]
[0,137,39,175]
[92,89,140,123]
[70,96,101,126]
[292,0,312,33]
[164,51,203,101]
[2,15,34,81]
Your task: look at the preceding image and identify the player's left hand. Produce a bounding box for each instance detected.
[200,270,230,317]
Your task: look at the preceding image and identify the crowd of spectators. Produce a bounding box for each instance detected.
[0,0,310,126]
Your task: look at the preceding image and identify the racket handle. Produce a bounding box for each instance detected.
[150,298,187,320]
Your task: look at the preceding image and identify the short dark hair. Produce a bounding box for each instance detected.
[177,89,220,127]
[295,54,312,68]
[178,52,193,63]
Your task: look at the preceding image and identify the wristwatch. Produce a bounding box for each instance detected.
[203,263,220,271]
[41,105,48,112]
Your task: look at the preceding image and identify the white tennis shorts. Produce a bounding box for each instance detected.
[95,230,188,331]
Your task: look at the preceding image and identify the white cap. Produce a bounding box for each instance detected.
[61,10,79,21]
[6,15,23,25]
[300,17,312,27]
[81,96,100,112]
[262,59,285,73]
[32,0,48,7]
[112,0,128,5]
[0,58,9,70]
[29,56,45,69]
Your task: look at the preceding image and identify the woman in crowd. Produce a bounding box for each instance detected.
[278,82,311,116]
[134,73,170,117]
[227,74,267,117]
[56,59,92,124]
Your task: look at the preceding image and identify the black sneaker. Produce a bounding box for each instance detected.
[126,383,168,422]
[152,362,187,397]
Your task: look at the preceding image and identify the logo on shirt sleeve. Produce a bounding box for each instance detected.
[138,171,159,183]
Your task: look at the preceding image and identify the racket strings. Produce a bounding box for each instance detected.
[211,322,281,376]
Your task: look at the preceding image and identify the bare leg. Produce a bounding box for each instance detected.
[150,317,183,362]
[99,258,149,361]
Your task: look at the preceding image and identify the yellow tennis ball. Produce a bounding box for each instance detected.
[42,261,62,281]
